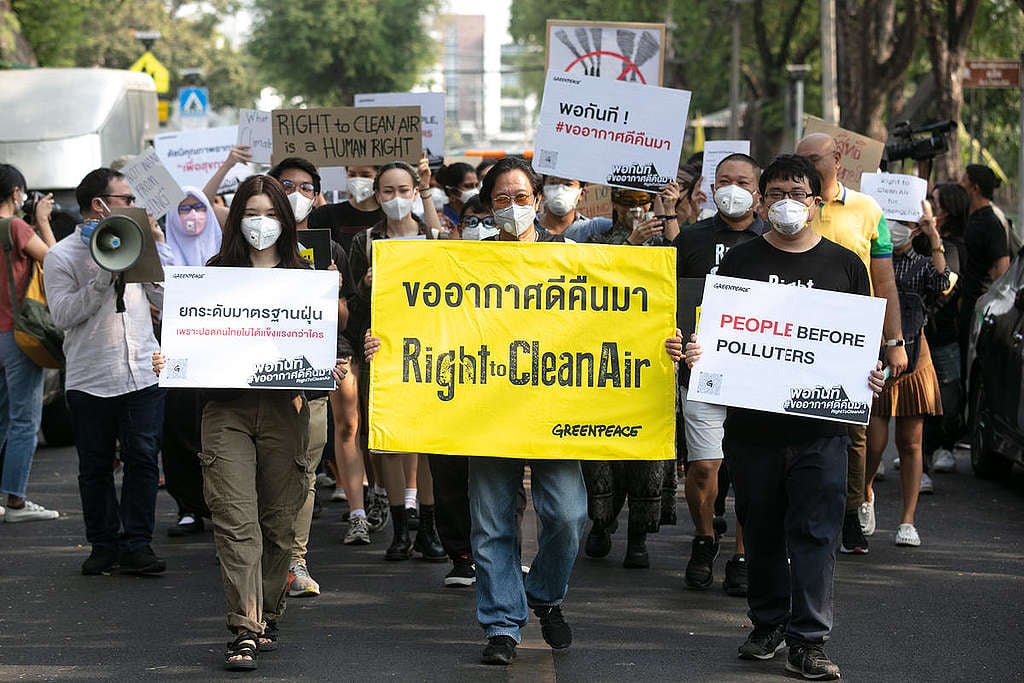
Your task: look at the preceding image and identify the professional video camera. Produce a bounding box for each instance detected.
[883,120,957,164]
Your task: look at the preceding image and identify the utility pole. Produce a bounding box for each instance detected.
[728,1,741,138]
[820,0,839,124]
[788,64,810,143]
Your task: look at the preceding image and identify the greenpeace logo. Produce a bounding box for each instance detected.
[713,283,749,292]
[552,423,643,438]
[172,272,205,279]
[552,76,581,85]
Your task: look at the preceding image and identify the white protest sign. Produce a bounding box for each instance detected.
[237,108,273,164]
[354,92,445,161]
[121,149,186,220]
[700,140,751,210]
[159,266,339,390]
[687,274,885,425]
[545,20,666,86]
[859,172,929,223]
[319,167,347,194]
[532,70,690,191]
[154,126,250,195]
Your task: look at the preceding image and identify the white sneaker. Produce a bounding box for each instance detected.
[288,561,320,597]
[343,515,371,545]
[4,500,59,523]
[329,487,347,502]
[894,523,921,546]
[0,505,5,520]
[892,456,900,471]
[858,499,876,536]
[315,472,336,488]
[932,448,957,473]
[919,472,934,494]
[874,458,886,481]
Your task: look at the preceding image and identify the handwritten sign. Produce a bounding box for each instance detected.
[154,126,250,195]
[802,116,884,191]
[545,20,666,86]
[237,109,273,164]
[687,274,885,425]
[160,266,339,390]
[859,173,929,222]
[699,140,751,210]
[355,92,445,162]
[271,106,422,167]
[532,70,690,191]
[369,240,677,460]
[577,184,613,219]
[121,149,186,220]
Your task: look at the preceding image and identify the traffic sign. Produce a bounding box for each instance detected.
[178,87,209,118]
[962,59,1020,89]
[130,51,170,94]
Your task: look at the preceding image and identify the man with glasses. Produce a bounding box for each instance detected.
[43,167,173,576]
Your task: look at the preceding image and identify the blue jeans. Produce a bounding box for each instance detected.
[0,331,44,499]
[468,457,587,643]
[67,385,165,552]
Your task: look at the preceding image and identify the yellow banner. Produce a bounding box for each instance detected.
[368,240,677,460]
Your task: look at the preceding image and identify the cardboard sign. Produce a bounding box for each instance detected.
[699,140,751,209]
[369,240,677,460]
[546,20,666,86]
[802,116,884,191]
[297,229,333,270]
[154,126,250,195]
[121,149,187,220]
[532,70,690,191]
[271,106,422,167]
[687,274,885,425]
[160,267,339,390]
[859,172,929,223]
[577,184,613,219]
[355,92,445,162]
[237,108,274,164]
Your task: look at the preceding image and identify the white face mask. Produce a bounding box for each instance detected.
[429,187,447,210]
[288,191,314,222]
[241,216,282,250]
[460,188,479,204]
[767,199,811,236]
[381,196,414,221]
[543,185,581,217]
[889,221,913,248]
[713,184,754,218]
[493,204,536,237]
[346,177,374,203]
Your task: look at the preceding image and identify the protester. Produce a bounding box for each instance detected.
[796,132,905,556]
[0,164,58,522]
[865,201,950,547]
[537,175,611,241]
[309,165,384,253]
[673,152,764,595]
[161,187,221,537]
[587,187,678,246]
[686,154,885,681]
[203,144,254,227]
[437,162,479,228]
[44,168,172,574]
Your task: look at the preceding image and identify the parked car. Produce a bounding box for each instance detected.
[966,245,1024,479]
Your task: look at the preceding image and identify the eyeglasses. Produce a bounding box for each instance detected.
[491,192,535,210]
[100,193,136,204]
[280,179,316,196]
[461,216,495,228]
[765,189,810,201]
[177,202,207,214]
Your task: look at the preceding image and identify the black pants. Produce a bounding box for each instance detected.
[725,434,848,645]
[162,389,209,519]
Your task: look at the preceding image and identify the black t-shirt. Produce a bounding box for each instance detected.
[961,205,1010,305]
[716,236,871,446]
[309,201,384,256]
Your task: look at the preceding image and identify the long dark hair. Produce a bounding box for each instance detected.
[209,175,306,268]
[933,182,969,240]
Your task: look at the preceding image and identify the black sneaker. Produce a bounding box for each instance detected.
[444,558,476,587]
[481,635,517,665]
[839,510,869,554]
[786,642,841,680]
[534,605,572,649]
[584,524,612,558]
[684,535,719,590]
[119,545,167,575]
[723,553,748,596]
[81,546,119,575]
[737,624,785,660]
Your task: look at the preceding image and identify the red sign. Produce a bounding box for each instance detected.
[962,59,1020,89]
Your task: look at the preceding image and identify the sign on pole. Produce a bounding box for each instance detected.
[962,59,1021,89]
[545,20,666,86]
[130,52,170,94]
[270,106,422,167]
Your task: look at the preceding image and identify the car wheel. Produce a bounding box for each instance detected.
[970,376,1013,480]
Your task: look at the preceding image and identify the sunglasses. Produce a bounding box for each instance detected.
[462,216,495,228]
[100,193,136,204]
[177,202,208,213]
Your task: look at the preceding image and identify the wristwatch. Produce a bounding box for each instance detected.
[884,339,905,347]
[931,244,945,254]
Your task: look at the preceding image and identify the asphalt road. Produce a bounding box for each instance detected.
[1,445,1022,682]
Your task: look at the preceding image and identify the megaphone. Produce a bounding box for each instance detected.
[89,215,145,272]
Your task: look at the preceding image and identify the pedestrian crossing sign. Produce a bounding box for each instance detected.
[178,87,209,118]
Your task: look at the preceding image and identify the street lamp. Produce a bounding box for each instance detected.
[787,64,811,143]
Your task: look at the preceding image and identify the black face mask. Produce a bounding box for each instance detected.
[911,233,933,257]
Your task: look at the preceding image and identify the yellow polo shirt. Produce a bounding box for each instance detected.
[810,183,892,293]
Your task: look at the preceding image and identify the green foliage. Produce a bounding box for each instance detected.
[247,0,441,106]
[11,0,88,66]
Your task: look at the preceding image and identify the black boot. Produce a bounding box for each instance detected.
[584,521,613,558]
[413,504,446,562]
[622,531,649,568]
[385,505,412,561]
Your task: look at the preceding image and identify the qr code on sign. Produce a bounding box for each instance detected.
[697,372,722,396]
[536,149,558,169]
[165,358,188,380]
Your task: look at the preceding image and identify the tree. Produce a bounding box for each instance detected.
[0,0,37,67]
[247,0,440,107]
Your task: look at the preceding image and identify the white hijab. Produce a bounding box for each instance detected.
[165,186,222,266]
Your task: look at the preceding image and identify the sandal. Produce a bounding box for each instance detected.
[225,630,258,671]
[258,620,279,652]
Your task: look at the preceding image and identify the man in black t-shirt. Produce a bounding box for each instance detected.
[673,153,765,596]
[685,155,883,681]
[308,165,384,255]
